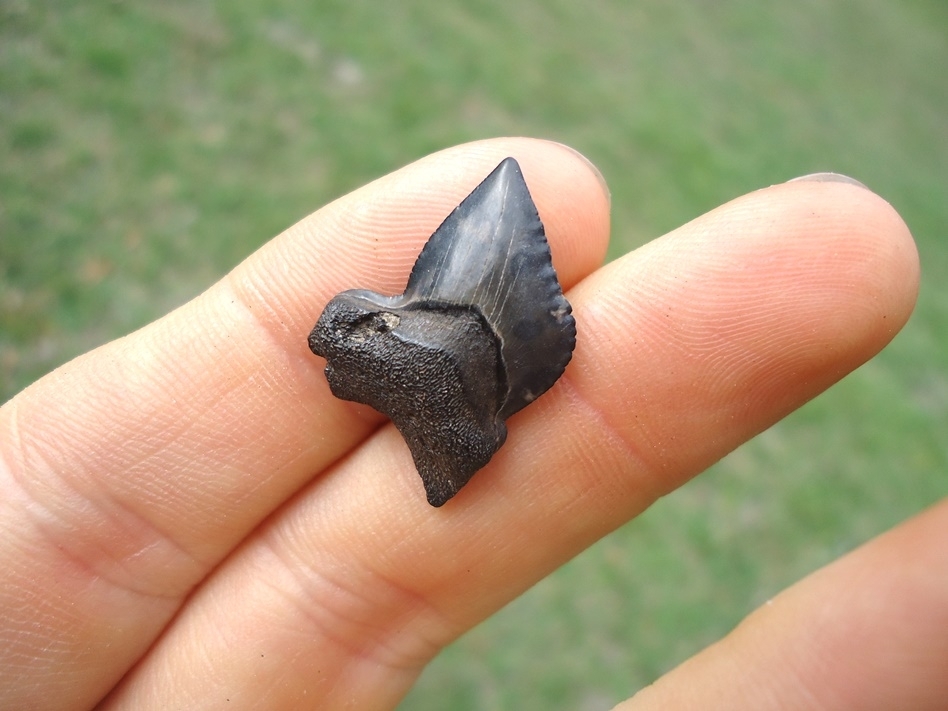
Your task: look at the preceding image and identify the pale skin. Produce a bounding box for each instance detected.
[0,138,941,710]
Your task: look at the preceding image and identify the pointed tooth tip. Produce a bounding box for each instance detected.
[504,156,523,174]
[491,156,523,182]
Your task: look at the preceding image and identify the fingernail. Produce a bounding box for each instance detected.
[551,141,611,206]
[787,172,869,190]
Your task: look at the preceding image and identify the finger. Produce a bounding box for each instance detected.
[616,498,948,711]
[102,179,919,709]
[0,138,610,711]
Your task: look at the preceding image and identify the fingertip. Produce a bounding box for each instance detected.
[565,177,921,494]
[774,177,920,339]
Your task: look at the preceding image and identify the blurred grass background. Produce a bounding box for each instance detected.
[1,1,946,709]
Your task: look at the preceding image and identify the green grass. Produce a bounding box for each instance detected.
[2,1,946,709]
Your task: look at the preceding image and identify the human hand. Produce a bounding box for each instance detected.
[1,138,934,710]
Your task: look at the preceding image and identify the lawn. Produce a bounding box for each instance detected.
[2,1,946,709]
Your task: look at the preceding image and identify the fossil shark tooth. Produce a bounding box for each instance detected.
[308,157,576,506]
